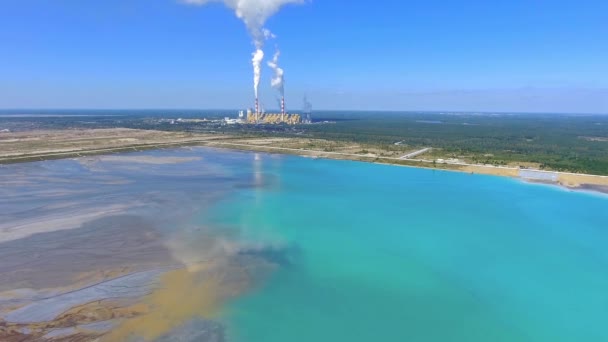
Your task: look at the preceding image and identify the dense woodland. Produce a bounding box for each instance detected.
[304,112,608,175]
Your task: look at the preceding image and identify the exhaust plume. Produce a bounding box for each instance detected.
[303,95,312,112]
[182,0,303,98]
[252,49,264,98]
[267,48,285,96]
[263,28,276,40]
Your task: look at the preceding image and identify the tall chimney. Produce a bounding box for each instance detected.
[255,97,259,122]
[281,96,285,118]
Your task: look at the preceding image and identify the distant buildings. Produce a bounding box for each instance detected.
[245,109,302,125]
[240,95,312,125]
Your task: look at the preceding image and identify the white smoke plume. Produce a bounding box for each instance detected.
[182,0,303,98]
[267,48,285,96]
[252,49,264,98]
[303,95,312,112]
[263,28,276,40]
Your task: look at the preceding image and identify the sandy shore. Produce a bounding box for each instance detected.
[203,140,608,195]
[2,128,607,195]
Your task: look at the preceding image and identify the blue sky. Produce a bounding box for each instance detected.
[1,0,607,113]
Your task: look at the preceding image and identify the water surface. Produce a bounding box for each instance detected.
[207,153,608,342]
[1,147,607,341]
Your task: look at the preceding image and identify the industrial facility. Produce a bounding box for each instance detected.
[241,96,308,125]
[246,110,301,124]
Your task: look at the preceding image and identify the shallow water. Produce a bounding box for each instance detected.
[205,153,608,341]
[1,148,608,341]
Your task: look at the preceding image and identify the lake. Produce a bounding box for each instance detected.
[1,147,607,341]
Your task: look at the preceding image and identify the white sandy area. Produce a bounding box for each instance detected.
[0,203,132,243]
[94,155,202,164]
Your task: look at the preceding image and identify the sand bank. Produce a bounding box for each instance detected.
[2,128,607,194]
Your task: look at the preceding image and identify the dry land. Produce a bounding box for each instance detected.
[0,129,229,164]
[2,128,607,194]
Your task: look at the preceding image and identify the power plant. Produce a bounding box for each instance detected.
[186,0,309,125]
[245,96,303,125]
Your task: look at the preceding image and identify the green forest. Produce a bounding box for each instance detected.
[303,112,608,175]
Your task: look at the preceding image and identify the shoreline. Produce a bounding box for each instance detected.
[2,131,608,341]
[2,129,607,195]
[201,141,608,195]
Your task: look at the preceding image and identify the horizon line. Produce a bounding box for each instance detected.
[0,108,607,116]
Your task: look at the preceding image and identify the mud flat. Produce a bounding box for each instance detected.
[4,269,169,324]
[0,149,286,341]
[0,215,177,341]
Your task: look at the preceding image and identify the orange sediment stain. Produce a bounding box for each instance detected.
[103,266,243,341]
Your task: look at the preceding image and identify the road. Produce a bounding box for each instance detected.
[399,148,431,160]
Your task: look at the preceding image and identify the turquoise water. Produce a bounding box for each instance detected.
[3,148,607,340]
[202,153,608,341]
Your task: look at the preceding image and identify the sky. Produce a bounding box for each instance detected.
[1,0,607,113]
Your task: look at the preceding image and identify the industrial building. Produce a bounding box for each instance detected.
[245,110,301,125]
[245,96,303,125]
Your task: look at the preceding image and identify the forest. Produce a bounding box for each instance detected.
[304,112,608,175]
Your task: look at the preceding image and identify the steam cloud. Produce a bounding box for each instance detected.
[303,95,312,112]
[267,48,285,96]
[251,49,264,98]
[183,0,302,98]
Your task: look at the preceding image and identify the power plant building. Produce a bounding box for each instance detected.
[245,96,302,125]
[246,110,302,125]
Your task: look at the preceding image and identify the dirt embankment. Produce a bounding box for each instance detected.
[0,128,229,164]
[2,128,607,193]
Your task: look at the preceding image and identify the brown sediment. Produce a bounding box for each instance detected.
[1,251,276,341]
[0,325,30,342]
[4,332,104,342]
[0,214,183,341]
[53,299,149,326]
[0,298,141,341]
[47,334,105,342]
[103,265,248,341]
[557,173,608,188]
[459,164,520,177]
[70,267,134,289]
[0,143,283,341]
[525,173,608,194]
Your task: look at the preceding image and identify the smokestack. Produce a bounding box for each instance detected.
[255,97,259,122]
[281,96,285,117]
[267,47,285,118]
[183,0,304,118]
